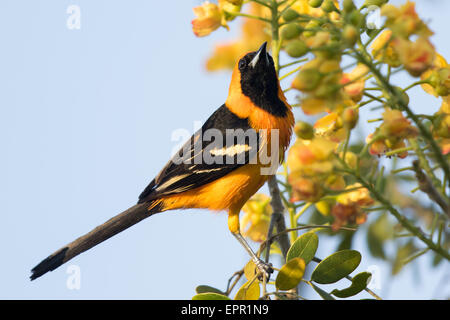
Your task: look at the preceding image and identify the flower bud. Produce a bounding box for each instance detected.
[303,20,321,37]
[282,8,300,22]
[435,68,450,96]
[292,68,322,92]
[342,108,359,130]
[343,0,356,13]
[321,0,338,13]
[285,40,309,58]
[348,10,364,28]
[343,25,358,47]
[295,121,314,140]
[281,23,302,40]
[339,151,358,168]
[433,114,450,139]
[308,0,324,8]
[363,0,388,7]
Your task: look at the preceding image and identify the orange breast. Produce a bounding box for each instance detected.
[160,164,269,213]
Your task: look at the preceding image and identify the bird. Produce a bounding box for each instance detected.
[30,42,294,281]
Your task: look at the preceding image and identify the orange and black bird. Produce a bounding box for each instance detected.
[30,42,294,281]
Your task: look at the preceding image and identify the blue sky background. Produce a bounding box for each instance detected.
[0,0,448,299]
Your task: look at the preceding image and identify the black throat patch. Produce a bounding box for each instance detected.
[239,61,288,117]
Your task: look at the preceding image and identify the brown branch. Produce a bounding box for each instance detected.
[267,176,291,259]
[412,160,450,218]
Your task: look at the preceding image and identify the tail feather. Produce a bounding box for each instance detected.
[30,201,162,281]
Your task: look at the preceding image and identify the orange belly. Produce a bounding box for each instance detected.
[160,164,269,213]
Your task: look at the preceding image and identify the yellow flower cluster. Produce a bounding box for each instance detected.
[371,1,435,77]
[367,109,418,158]
[331,183,374,231]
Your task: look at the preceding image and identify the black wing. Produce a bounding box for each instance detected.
[138,104,260,203]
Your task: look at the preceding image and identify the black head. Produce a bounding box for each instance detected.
[238,42,287,117]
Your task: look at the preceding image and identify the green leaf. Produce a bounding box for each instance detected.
[286,231,319,265]
[195,285,225,295]
[310,282,335,300]
[234,280,260,300]
[192,293,231,300]
[331,272,372,298]
[311,250,361,284]
[275,257,306,290]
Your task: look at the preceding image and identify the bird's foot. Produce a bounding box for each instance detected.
[254,258,273,281]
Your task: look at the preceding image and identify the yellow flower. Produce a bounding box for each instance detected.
[287,137,337,187]
[331,203,367,231]
[340,64,369,102]
[394,37,435,77]
[433,96,450,139]
[219,0,243,22]
[289,175,324,203]
[421,54,450,97]
[381,1,433,39]
[192,2,225,37]
[371,30,401,67]
[337,183,374,207]
[380,109,418,139]
[300,97,328,115]
[313,112,346,142]
[331,183,373,230]
[240,194,272,242]
[366,109,418,159]
[289,0,340,20]
[206,42,242,71]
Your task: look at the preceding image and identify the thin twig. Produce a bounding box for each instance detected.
[412,160,450,218]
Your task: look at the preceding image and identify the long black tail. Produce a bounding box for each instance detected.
[30,201,162,280]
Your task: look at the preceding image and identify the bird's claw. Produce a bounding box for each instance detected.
[254,259,273,281]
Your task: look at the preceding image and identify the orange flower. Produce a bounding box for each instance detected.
[288,137,336,169]
[366,109,418,159]
[240,194,272,242]
[192,2,224,37]
[289,175,324,203]
[366,133,389,157]
[367,133,409,159]
[331,203,367,231]
[380,109,418,139]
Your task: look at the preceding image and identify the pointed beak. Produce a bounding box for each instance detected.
[249,42,269,68]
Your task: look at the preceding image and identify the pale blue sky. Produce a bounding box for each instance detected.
[0,0,448,299]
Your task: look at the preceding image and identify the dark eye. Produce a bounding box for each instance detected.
[238,59,246,70]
